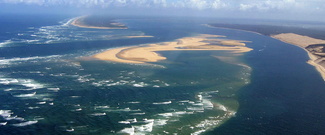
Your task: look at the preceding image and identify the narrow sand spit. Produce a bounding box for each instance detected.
[71,16,127,29]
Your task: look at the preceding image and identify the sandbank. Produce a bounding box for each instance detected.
[71,16,127,29]
[124,36,154,38]
[272,33,325,81]
[93,34,252,64]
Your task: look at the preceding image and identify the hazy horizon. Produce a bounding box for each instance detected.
[1,0,324,22]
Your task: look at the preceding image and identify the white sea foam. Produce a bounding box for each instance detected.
[158,113,173,117]
[36,101,46,105]
[0,110,12,118]
[0,122,7,126]
[0,55,61,65]
[47,88,60,91]
[0,17,146,46]
[70,96,81,98]
[215,103,227,112]
[34,116,45,121]
[94,106,110,109]
[130,112,146,115]
[134,119,154,133]
[74,108,82,111]
[28,106,40,109]
[153,101,172,105]
[174,111,189,115]
[90,113,106,116]
[143,118,154,123]
[12,121,38,127]
[192,103,204,106]
[0,79,10,85]
[128,101,140,104]
[119,108,132,112]
[190,118,225,135]
[106,82,121,86]
[14,92,36,97]
[4,88,13,91]
[0,40,13,47]
[188,101,195,104]
[21,82,44,90]
[191,129,207,135]
[62,17,77,27]
[133,82,147,87]
[118,121,131,124]
[187,107,204,111]
[0,110,24,121]
[126,118,137,123]
[202,99,214,109]
[154,119,168,126]
[66,128,75,132]
[197,94,203,101]
[4,116,24,121]
[179,100,190,103]
[118,127,135,135]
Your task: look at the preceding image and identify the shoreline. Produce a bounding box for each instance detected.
[207,24,325,81]
[71,16,127,29]
[93,34,253,64]
[271,33,325,81]
[204,24,263,36]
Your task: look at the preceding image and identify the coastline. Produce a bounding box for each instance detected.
[207,24,325,81]
[71,16,127,29]
[271,33,325,81]
[204,24,263,36]
[93,34,253,64]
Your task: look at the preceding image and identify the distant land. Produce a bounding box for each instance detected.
[208,23,325,81]
[71,15,127,29]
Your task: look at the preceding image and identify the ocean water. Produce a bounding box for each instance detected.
[0,14,324,135]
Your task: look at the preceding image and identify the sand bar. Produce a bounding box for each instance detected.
[272,33,325,81]
[124,36,154,38]
[71,16,127,29]
[93,34,252,64]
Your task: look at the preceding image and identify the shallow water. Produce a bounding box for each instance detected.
[1,15,323,135]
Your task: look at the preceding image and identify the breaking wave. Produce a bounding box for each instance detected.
[0,40,14,47]
[1,17,152,46]
[0,55,61,66]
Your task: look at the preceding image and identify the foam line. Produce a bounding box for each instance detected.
[12,121,38,127]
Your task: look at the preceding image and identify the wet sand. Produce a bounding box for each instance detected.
[93,34,252,64]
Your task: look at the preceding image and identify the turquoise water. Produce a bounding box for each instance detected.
[0,15,251,134]
[0,15,324,135]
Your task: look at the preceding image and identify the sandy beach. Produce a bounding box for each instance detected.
[93,34,252,64]
[271,33,325,48]
[272,33,325,81]
[71,16,127,29]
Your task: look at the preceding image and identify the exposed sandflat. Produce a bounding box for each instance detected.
[93,34,252,64]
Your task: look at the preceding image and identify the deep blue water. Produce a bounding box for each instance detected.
[206,29,325,135]
[0,14,324,135]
